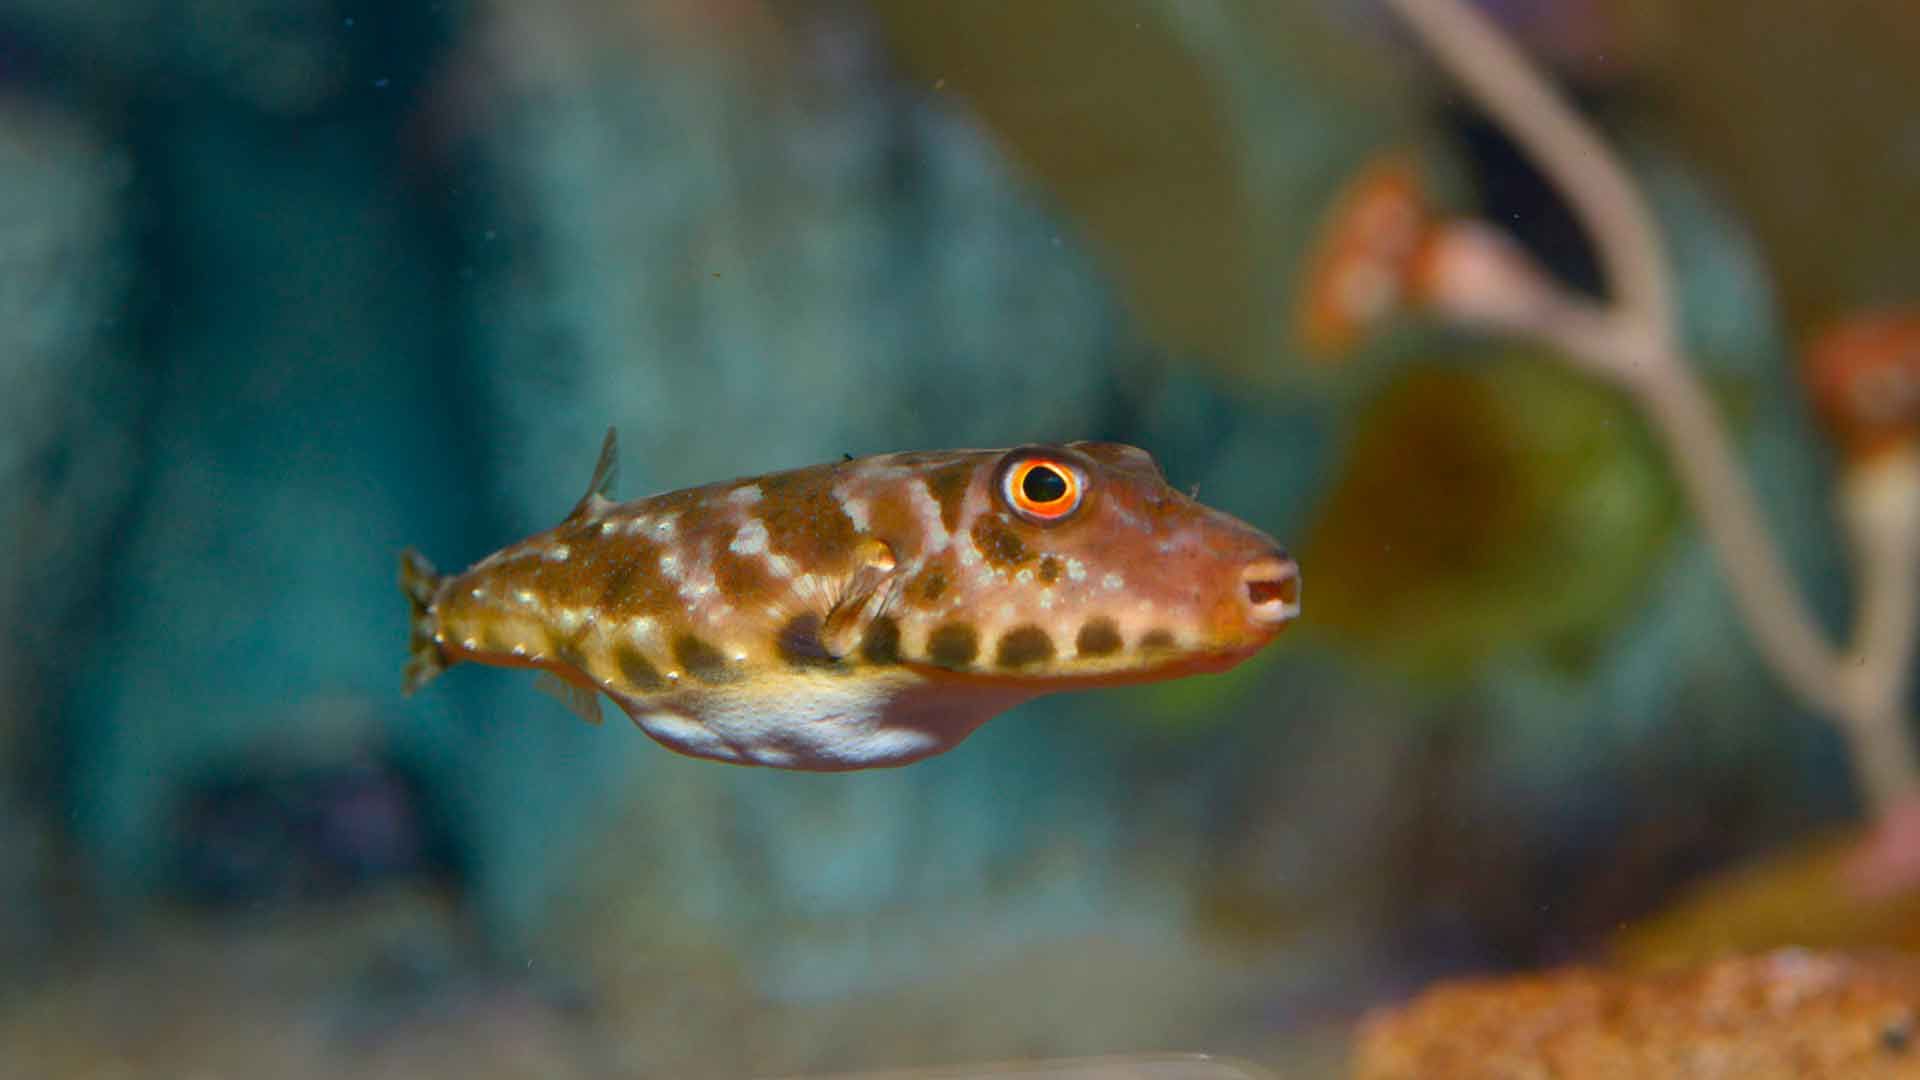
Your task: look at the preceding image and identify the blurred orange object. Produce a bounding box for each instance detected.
[1296,157,1435,359]
[1355,949,1920,1079]
[1613,827,1920,968]
[1802,311,1920,463]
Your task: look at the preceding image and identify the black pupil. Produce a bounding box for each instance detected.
[1022,465,1069,504]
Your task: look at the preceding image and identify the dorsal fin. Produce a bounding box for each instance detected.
[567,427,619,521]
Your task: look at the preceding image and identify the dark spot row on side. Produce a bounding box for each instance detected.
[771,613,906,674]
[861,615,903,664]
[1075,617,1123,657]
[926,623,980,668]
[994,625,1054,668]
[674,633,737,683]
[763,612,1176,677]
[613,641,668,691]
[776,614,850,673]
[920,618,1168,671]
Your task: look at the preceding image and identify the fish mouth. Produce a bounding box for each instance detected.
[1242,555,1302,626]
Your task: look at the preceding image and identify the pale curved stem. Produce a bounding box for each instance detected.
[1381,0,1917,809]
[1424,229,1844,715]
[1379,0,1674,337]
[1835,451,1920,809]
[1626,356,1846,716]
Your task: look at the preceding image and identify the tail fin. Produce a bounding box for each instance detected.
[399,548,449,695]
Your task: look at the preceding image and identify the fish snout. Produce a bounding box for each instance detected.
[1240,553,1301,628]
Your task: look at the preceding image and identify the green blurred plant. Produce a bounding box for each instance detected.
[1300,355,1682,681]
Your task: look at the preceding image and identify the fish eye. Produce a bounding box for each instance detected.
[1003,457,1084,523]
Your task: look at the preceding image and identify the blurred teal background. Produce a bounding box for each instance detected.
[0,0,1913,1075]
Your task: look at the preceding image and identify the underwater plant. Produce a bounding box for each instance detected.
[1302,0,1920,816]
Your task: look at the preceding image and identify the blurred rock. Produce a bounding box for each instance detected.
[0,91,133,971]
[167,722,463,911]
[1612,826,1920,968]
[0,883,1332,1079]
[175,0,351,113]
[578,917,1313,1077]
[1354,949,1920,1079]
[4,0,352,114]
[0,887,608,1080]
[65,101,471,899]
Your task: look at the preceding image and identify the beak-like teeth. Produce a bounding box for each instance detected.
[1242,556,1302,625]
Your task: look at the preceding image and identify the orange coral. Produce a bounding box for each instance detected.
[1296,158,1435,358]
[1803,311,1920,461]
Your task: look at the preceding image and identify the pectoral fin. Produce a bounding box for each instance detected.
[820,538,898,659]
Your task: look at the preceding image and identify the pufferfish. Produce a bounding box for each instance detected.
[399,430,1299,770]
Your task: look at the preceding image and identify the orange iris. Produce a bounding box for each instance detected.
[1006,458,1083,521]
